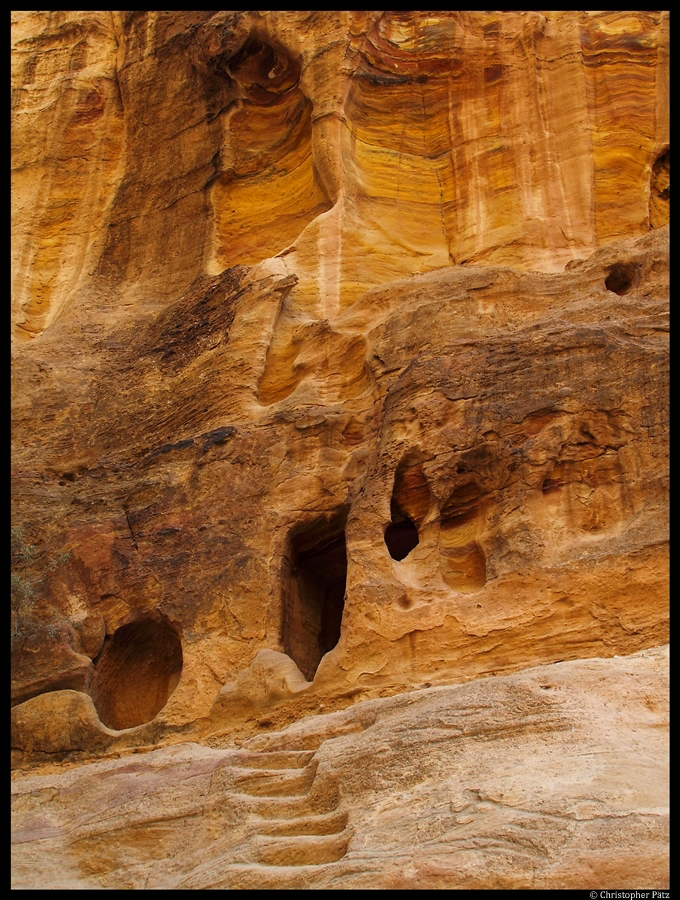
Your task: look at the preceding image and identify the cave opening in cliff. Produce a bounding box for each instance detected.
[89,613,183,731]
[282,511,348,682]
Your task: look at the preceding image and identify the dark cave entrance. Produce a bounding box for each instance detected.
[605,261,639,296]
[282,511,348,682]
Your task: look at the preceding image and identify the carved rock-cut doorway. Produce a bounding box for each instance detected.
[282,512,348,681]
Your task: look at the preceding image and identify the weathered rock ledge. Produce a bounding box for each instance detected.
[11,226,670,765]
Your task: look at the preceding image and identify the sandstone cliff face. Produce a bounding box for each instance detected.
[11,10,668,889]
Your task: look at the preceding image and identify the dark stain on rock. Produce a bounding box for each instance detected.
[357,71,427,87]
[201,425,236,454]
[484,64,503,84]
[150,439,195,458]
[150,266,248,376]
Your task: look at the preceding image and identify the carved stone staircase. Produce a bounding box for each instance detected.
[231,738,352,867]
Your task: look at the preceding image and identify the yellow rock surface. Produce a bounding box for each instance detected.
[11,11,124,340]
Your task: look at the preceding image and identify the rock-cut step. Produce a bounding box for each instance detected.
[233,763,317,797]
[254,829,352,867]
[231,750,316,770]
[256,809,348,837]
[240,777,342,820]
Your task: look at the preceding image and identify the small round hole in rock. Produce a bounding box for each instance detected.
[605,262,638,296]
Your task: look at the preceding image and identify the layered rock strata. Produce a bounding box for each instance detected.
[12,11,669,340]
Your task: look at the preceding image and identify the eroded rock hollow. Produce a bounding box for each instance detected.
[11,10,668,889]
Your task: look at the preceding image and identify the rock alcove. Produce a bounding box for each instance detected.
[439,482,487,592]
[384,502,419,561]
[89,613,183,731]
[384,454,431,561]
[605,262,639,296]
[208,31,331,268]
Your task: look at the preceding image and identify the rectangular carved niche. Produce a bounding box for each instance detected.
[281,509,348,681]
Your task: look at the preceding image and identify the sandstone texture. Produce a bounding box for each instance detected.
[11,10,668,889]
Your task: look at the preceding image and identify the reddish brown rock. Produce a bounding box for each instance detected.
[11,226,669,746]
